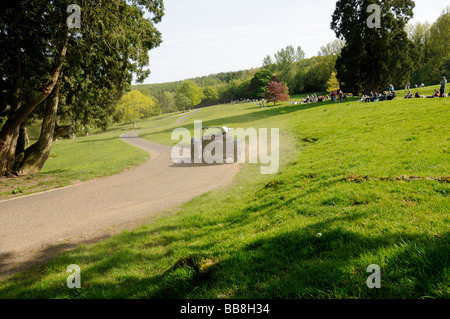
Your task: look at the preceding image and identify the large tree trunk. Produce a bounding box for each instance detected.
[13,75,62,176]
[0,37,68,176]
[1,128,20,177]
[0,56,22,176]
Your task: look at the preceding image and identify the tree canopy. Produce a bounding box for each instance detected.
[176,81,205,110]
[263,45,305,93]
[115,90,160,123]
[131,3,447,110]
[265,81,290,106]
[331,0,416,94]
[0,0,164,176]
[248,70,273,99]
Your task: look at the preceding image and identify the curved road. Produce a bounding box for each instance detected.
[0,114,240,279]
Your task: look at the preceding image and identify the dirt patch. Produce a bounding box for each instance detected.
[344,174,449,183]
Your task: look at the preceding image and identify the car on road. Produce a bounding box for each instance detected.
[190,126,241,164]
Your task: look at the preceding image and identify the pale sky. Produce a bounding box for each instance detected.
[143,0,449,84]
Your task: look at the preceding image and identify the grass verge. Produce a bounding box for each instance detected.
[0,87,448,299]
[0,126,149,201]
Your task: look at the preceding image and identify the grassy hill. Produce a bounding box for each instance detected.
[0,87,448,299]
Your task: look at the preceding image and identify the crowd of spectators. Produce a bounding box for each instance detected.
[358,78,448,102]
[290,90,354,105]
[235,77,447,107]
[359,85,396,103]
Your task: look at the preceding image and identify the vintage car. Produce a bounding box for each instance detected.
[190,126,241,164]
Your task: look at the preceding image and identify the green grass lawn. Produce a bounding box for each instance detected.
[0,87,448,299]
[0,125,149,201]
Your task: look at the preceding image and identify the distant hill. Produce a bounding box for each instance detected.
[132,67,261,95]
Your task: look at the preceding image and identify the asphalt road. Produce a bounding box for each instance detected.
[0,125,240,279]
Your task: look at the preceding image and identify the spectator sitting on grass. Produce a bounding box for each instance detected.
[433,89,440,97]
[372,92,380,102]
[387,86,396,100]
[378,91,387,101]
[405,90,413,99]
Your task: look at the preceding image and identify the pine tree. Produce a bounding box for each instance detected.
[331,0,415,94]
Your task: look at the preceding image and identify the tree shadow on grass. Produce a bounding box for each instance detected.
[149,228,449,299]
[1,171,447,299]
[76,136,121,144]
[0,232,112,284]
[1,208,447,299]
[0,222,210,298]
[140,191,449,299]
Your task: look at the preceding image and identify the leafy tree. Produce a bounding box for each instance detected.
[0,0,164,176]
[221,78,251,102]
[175,93,193,111]
[264,45,305,94]
[295,55,337,93]
[317,39,346,57]
[274,45,305,93]
[115,90,158,123]
[265,81,290,106]
[248,70,273,99]
[327,72,340,92]
[331,0,415,94]
[405,21,431,85]
[425,8,450,80]
[0,1,67,175]
[176,81,205,110]
[406,7,449,86]
[155,91,177,113]
[202,86,219,106]
[262,55,277,74]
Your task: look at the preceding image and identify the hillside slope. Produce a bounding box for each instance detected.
[1,93,448,299]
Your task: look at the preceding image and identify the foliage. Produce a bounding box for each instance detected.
[264,45,305,93]
[406,8,450,86]
[327,72,340,92]
[176,81,205,110]
[296,55,337,93]
[175,93,193,111]
[220,78,252,102]
[265,81,290,106]
[248,70,273,99]
[331,0,416,94]
[424,8,450,80]
[317,39,345,57]
[115,90,159,123]
[0,0,164,175]
[155,91,177,114]
[201,86,219,106]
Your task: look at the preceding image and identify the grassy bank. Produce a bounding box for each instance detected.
[0,88,448,299]
[0,126,149,201]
